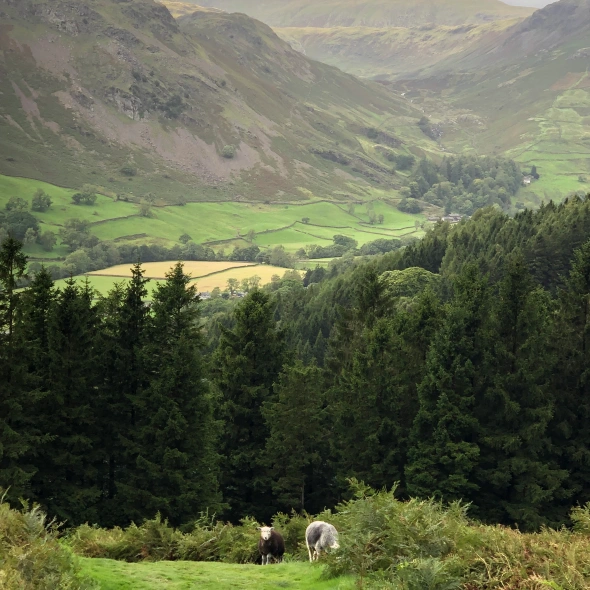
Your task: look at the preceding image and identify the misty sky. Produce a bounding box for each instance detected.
[501,0,554,7]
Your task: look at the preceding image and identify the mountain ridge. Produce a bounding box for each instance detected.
[184,0,535,28]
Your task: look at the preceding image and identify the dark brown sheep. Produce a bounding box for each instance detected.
[258,526,285,565]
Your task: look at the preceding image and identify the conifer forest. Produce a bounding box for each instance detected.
[3,196,590,535]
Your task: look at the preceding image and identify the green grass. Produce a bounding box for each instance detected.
[1,174,423,261]
[91,200,421,250]
[0,174,139,259]
[0,175,138,226]
[78,558,355,590]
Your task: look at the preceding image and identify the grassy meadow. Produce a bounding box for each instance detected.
[78,559,354,590]
[0,173,424,271]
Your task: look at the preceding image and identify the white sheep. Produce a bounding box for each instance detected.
[305,521,339,562]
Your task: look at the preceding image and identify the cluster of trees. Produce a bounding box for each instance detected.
[0,187,101,254]
[0,248,220,527]
[417,116,441,141]
[30,234,221,281]
[71,186,97,206]
[302,234,359,259]
[299,235,403,260]
[401,155,523,215]
[35,231,407,282]
[388,153,415,170]
[0,193,52,247]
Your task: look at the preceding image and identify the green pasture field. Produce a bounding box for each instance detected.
[0,174,424,262]
[78,558,355,590]
[91,200,420,247]
[0,174,138,226]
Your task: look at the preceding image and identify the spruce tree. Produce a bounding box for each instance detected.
[476,254,568,528]
[327,269,442,497]
[35,279,100,524]
[406,265,490,504]
[126,263,220,526]
[213,290,285,522]
[16,267,57,503]
[95,264,151,526]
[0,238,38,500]
[263,361,329,514]
[19,267,56,382]
[553,239,590,507]
[328,318,406,492]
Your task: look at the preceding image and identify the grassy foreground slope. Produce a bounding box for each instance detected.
[79,559,354,590]
[67,484,590,590]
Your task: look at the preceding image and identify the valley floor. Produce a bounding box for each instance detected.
[78,558,355,590]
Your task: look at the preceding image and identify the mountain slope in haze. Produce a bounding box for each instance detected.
[275,19,524,80]
[399,0,590,201]
[187,0,535,28]
[0,0,430,203]
[426,0,590,69]
[166,0,535,82]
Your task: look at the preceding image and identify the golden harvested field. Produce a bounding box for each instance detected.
[192,265,301,292]
[79,263,300,295]
[88,261,257,280]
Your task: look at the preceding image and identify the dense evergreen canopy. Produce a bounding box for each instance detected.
[2,194,590,531]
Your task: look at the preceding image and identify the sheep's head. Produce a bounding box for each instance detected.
[258,526,273,540]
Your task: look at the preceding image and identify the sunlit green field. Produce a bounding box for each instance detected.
[79,558,355,590]
[0,175,423,262]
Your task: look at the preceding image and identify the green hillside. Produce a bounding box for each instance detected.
[0,0,435,203]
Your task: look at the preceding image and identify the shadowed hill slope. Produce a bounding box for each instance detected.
[0,0,431,202]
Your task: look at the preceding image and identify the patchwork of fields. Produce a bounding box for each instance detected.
[0,174,424,264]
[56,261,300,297]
